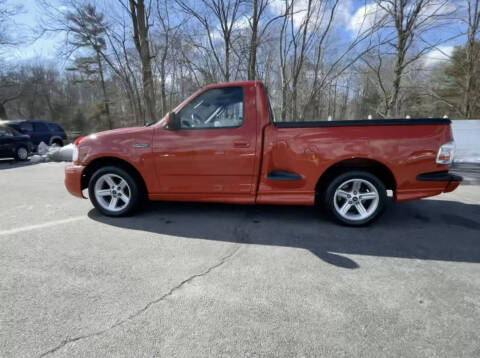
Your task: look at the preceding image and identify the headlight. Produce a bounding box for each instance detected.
[436,141,455,164]
[72,145,79,162]
[72,136,86,163]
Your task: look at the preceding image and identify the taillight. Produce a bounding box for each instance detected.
[436,141,455,165]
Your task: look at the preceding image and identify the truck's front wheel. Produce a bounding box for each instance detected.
[88,166,140,217]
[325,171,386,226]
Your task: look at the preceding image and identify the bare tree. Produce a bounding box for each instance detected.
[278,0,313,121]
[176,0,244,82]
[368,0,456,116]
[125,0,157,124]
[65,4,112,128]
[462,0,480,118]
[153,0,182,115]
[0,75,23,119]
[0,0,22,50]
[6,0,480,130]
[0,0,23,117]
[102,21,145,125]
[277,0,380,121]
[245,0,285,80]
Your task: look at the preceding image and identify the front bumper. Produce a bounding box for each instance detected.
[65,164,86,198]
[417,171,463,193]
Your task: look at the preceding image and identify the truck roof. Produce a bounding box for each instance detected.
[202,80,264,90]
[6,119,58,125]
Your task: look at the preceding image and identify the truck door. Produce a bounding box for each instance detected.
[152,85,257,198]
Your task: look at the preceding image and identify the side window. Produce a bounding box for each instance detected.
[0,127,12,136]
[47,123,61,132]
[19,122,33,133]
[7,127,18,136]
[177,87,244,129]
[33,122,49,132]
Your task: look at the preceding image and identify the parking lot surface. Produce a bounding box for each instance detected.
[1,161,479,357]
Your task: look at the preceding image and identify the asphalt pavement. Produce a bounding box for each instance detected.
[1,161,479,357]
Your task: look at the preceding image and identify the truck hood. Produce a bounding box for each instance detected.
[92,126,150,138]
[77,125,154,165]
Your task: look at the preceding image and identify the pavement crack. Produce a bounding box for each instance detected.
[37,243,244,358]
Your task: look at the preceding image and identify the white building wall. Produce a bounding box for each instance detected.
[451,120,480,163]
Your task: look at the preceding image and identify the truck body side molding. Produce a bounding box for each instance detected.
[267,170,302,181]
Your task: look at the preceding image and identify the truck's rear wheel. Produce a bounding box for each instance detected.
[88,166,140,217]
[325,171,386,226]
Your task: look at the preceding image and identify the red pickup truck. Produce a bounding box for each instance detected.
[65,81,461,225]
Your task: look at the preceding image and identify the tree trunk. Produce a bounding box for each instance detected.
[0,102,7,119]
[44,93,55,121]
[464,0,480,118]
[280,62,287,122]
[387,41,407,117]
[292,84,298,121]
[141,51,156,124]
[248,0,258,80]
[159,41,168,115]
[464,33,477,118]
[225,37,230,82]
[129,0,156,125]
[96,51,112,129]
[280,87,287,122]
[160,65,167,115]
[464,57,473,118]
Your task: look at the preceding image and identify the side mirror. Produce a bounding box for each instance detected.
[165,112,181,130]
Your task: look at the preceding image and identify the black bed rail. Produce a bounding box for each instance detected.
[273,118,451,128]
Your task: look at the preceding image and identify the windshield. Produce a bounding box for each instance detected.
[0,125,21,136]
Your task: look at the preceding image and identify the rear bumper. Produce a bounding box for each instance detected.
[417,171,462,194]
[417,171,463,193]
[397,171,462,201]
[416,171,463,183]
[65,164,85,198]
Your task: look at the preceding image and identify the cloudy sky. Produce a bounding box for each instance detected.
[8,0,466,66]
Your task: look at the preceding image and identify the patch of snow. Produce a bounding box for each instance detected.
[30,143,73,163]
[37,142,50,155]
[451,120,480,164]
[50,144,73,162]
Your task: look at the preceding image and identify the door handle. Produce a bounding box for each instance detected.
[233,141,250,148]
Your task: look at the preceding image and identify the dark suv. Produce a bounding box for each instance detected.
[0,124,33,160]
[7,120,67,147]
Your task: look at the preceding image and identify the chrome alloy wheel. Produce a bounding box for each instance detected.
[94,173,131,212]
[333,178,379,221]
[17,147,28,160]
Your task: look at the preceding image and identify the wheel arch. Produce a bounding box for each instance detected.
[15,142,29,150]
[315,158,397,200]
[81,156,148,196]
[49,136,64,146]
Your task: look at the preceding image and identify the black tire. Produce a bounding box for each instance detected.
[88,166,141,217]
[15,146,29,161]
[51,139,63,147]
[324,170,387,226]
